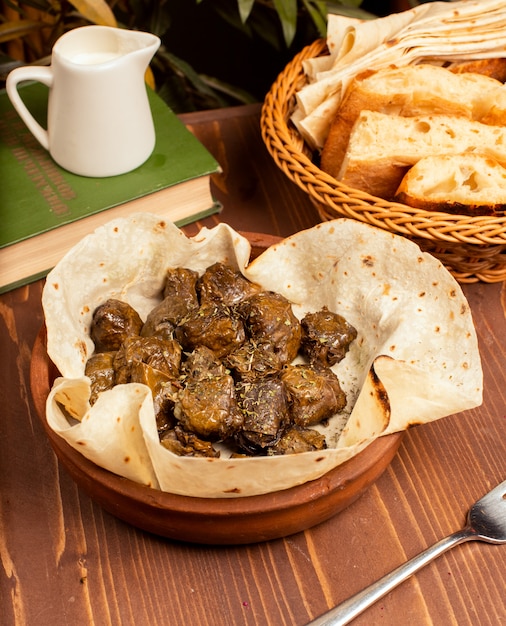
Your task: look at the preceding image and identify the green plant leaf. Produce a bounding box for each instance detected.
[326,0,375,19]
[211,1,254,37]
[237,0,255,23]
[199,73,257,104]
[105,0,164,36]
[156,48,227,102]
[301,0,327,37]
[154,45,256,112]
[272,0,298,47]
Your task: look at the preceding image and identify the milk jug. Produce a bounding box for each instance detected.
[6,25,161,177]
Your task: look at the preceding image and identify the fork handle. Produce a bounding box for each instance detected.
[307,528,473,626]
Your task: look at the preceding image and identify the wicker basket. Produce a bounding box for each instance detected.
[261,39,506,283]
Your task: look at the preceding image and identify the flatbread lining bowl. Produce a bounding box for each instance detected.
[41,213,482,498]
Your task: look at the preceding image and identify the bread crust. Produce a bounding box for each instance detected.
[447,57,506,82]
[339,160,412,200]
[338,111,506,200]
[394,195,504,216]
[394,154,506,216]
[320,63,506,181]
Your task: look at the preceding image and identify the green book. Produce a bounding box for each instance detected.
[0,82,222,293]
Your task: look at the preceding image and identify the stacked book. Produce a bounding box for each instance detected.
[0,83,222,293]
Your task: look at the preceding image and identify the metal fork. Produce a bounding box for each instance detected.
[308,478,506,626]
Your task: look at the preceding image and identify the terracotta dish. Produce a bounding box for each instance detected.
[30,325,403,544]
[29,232,404,544]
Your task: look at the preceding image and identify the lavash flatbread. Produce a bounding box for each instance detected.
[42,214,482,497]
[296,0,506,149]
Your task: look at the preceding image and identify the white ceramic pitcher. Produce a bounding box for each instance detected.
[6,25,161,177]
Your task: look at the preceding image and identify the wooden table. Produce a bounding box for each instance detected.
[1,103,505,626]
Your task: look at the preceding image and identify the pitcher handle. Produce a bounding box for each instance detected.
[6,66,53,150]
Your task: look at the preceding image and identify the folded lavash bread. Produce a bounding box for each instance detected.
[295,0,506,150]
[320,64,506,180]
[394,154,506,215]
[42,214,482,498]
[335,111,506,199]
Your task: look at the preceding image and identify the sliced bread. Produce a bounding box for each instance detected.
[337,111,506,199]
[320,64,506,179]
[447,57,506,82]
[394,154,506,215]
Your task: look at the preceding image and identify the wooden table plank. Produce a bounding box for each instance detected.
[1,104,505,626]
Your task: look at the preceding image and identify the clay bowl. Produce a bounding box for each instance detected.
[30,232,404,545]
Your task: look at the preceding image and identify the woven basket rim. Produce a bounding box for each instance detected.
[260,38,506,248]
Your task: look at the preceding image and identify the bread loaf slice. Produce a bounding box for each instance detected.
[320,64,506,180]
[338,111,506,199]
[394,154,506,215]
[447,57,506,83]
